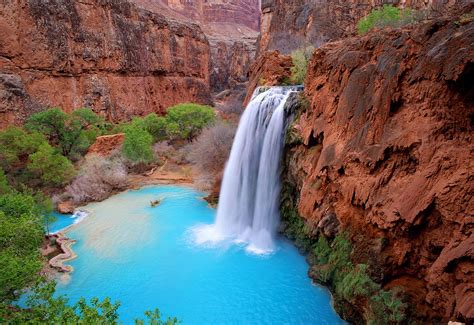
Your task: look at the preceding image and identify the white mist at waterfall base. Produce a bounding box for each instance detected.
[192,87,294,255]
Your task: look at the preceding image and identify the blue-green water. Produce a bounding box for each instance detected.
[48,212,75,234]
[56,186,344,324]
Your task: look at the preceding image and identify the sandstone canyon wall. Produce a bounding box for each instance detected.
[281,17,473,323]
[134,0,260,94]
[259,0,473,54]
[0,0,211,127]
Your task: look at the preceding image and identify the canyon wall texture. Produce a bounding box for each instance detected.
[259,0,473,54]
[0,0,211,127]
[135,0,260,94]
[282,17,473,323]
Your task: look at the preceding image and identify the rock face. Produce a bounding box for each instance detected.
[259,0,472,54]
[87,133,125,157]
[283,18,473,322]
[243,50,293,105]
[134,0,260,94]
[0,0,211,127]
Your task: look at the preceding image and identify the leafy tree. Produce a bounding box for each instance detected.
[27,144,75,186]
[290,46,314,85]
[0,191,44,302]
[122,124,154,164]
[357,5,416,35]
[26,107,104,159]
[0,127,47,172]
[0,169,10,195]
[143,114,168,141]
[166,104,216,141]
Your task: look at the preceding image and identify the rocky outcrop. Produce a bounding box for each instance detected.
[87,133,125,157]
[282,18,473,323]
[243,51,293,105]
[0,0,211,127]
[259,0,472,54]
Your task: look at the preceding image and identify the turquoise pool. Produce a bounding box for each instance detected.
[56,185,344,324]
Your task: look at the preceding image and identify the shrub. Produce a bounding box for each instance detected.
[66,155,128,205]
[313,236,331,265]
[337,264,379,303]
[368,289,407,324]
[290,46,314,85]
[122,124,154,164]
[166,103,216,141]
[26,107,105,159]
[27,143,75,186]
[357,5,416,35]
[187,121,236,174]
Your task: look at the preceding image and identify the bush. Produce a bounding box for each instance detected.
[27,143,75,186]
[122,124,154,164]
[26,107,105,159]
[290,46,314,85]
[357,5,416,35]
[337,264,379,303]
[187,122,236,174]
[166,103,216,141]
[66,155,128,205]
[368,289,407,324]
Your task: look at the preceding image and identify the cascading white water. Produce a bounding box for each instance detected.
[194,86,297,254]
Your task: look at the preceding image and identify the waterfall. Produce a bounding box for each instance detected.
[194,86,298,254]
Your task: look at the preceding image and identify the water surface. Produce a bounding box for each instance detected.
[57,185,344,324]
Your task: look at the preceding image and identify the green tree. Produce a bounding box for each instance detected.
[27,143,75,186]
[357,5,415,35]
[122,124,154,163]
[26,107,104,158]
[0,127,47,172]
[143,113,168,141]
[166,104,216,141]
[290,46,314,85]
[0,192,44,302]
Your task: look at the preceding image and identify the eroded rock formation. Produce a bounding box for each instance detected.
[134,0,260,95]
[259,0,472,54]
[283,18,473,322]
[0,0,211,127]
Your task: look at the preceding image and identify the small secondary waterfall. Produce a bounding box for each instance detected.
[194,86,298,253]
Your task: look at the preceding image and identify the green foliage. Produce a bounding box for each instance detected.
[26,107,105,159]
[0,169,10,195]
[166,103,216,141]
[142,114,168,142]
[337,264,379,302]
[290,47,314,85]
[27,143,75,186]
[0,127,47,172]
[357,5,416,35]
[313,236,331,265]
[123,124,154,164]
[0,191,44,302]
[135,308,180,325]
[369,289,407,324]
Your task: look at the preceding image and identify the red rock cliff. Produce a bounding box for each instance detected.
[134,0,260,94]
[259,0,471,54]
[283,18,473,323]
[0,0,211,127]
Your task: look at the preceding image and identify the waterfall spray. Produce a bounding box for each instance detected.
[194,87,297,253]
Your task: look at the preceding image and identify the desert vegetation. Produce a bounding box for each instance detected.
[357,5,418,35]
[289,46,315,85]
